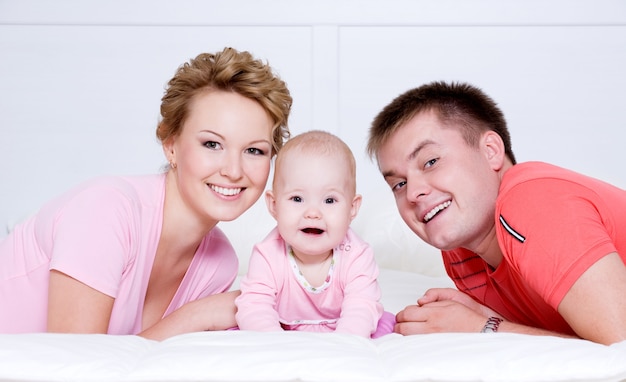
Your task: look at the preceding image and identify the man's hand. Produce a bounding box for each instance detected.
[395,288,492,334]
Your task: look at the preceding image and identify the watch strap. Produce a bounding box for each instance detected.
[480,316,503,333]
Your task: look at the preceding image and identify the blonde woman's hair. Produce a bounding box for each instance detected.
[157,47,292,155]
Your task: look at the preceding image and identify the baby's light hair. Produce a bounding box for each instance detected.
[274,130,357,193]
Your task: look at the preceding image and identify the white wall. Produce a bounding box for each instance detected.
[2,1,625,266]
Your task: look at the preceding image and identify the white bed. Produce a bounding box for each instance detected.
[2,269,626,382]
[2,201,626,382]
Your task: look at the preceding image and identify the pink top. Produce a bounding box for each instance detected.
[0,174,238,334]
[235,227,383,338]
[443,162,626,335]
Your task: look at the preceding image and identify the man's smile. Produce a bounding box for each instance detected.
[423,200,451,223]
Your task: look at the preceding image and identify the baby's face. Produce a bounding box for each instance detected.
[267,151,359,259]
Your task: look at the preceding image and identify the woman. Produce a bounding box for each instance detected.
[0,47,292,340]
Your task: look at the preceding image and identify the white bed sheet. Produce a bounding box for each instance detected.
[1,269,625,382]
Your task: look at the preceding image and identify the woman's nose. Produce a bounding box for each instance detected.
[220,152,243,180]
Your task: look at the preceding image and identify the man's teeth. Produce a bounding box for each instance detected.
[424,201,451,223]
[210,185,242,196]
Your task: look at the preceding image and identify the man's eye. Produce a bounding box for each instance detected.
[204,141,221,150]
[424,158,437,168]
[392,180,407,192]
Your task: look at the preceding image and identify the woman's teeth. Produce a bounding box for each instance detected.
[210,185,242,196]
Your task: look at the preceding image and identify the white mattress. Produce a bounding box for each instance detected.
[1,269,625,382]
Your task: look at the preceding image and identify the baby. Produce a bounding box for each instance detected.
[235,130,394,338]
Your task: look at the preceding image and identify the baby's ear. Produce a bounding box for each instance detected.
[265,190,278,220]
[350,194,363,221]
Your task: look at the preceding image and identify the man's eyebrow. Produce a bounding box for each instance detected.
[382,169,396,179]
[382,139,436,179]
[408,139,435,161]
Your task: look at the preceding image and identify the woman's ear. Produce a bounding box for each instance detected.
[482,131,506,171]
[162,137,177,168]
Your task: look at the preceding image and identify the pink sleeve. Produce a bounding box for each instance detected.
[334,240,383,337]
[235,239,284,331]
[47,182,136,298]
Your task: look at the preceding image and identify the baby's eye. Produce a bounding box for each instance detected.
[324,198,336,204]
[204,141,221,150]
[290,196,302,203]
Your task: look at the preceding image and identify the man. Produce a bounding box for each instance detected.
[367,81,626,345]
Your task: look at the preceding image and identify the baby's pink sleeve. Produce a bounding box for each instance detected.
[235,244,283,331]
[334,244,383,337]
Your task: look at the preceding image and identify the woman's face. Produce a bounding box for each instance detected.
[165,90,274,225]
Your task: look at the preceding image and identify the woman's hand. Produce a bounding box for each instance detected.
[139,290,240,341]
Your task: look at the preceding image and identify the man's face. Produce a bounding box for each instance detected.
[376,110,501,253]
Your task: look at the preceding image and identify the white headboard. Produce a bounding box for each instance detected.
[1,0,625,276]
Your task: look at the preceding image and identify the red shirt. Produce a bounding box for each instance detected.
[444,162,626,335]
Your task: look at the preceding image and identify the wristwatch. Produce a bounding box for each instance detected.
[480,317,503,333]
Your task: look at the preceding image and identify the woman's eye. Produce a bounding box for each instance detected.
[325,198,336,204]
[246,147,266,156]
[204,141,221,150]
[290,196,302,203]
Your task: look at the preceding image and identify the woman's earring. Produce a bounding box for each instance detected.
[170,161,177,169]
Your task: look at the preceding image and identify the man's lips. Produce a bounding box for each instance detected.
[423,200,452,223]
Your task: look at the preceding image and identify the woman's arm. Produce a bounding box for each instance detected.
[137,290,239,341]
[47,270,114,333]
[48,270,240,340]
